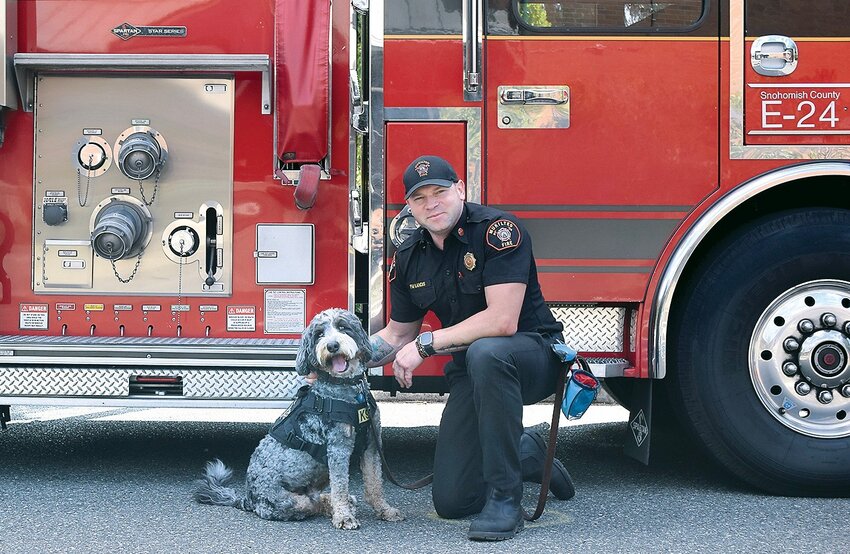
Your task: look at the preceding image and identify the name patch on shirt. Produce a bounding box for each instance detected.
[486,219,522,251]
[409,281,428,289]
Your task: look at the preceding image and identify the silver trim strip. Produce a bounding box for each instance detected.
[367,0,386,362]
[0,396,292,409]
[650,162,850,379]
[462,0,483,102]
[14,53,272,114]
[1,0,17,110]
[730,0,850,159]
[0,335,298,367]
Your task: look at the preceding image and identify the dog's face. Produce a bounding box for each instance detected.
[295,308,373,378]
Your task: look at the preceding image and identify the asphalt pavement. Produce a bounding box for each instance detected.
[0,401,846,554]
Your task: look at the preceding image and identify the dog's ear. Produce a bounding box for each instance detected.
[295,323,319,376]
[346,311,374,363]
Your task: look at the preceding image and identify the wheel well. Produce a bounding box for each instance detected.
[669,175,850,371]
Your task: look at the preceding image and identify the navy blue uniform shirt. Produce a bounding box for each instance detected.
[389,202,563,366]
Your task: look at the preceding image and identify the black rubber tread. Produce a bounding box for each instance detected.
[667,207,850,496]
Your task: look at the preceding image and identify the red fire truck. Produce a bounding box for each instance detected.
[2,0,849,496]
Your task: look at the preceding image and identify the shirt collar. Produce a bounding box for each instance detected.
[450,204,470,244]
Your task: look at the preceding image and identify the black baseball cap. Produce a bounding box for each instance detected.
[403,155,459,199]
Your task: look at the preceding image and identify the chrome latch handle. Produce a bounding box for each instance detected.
[500,88,569,105]
[751,35,798,77]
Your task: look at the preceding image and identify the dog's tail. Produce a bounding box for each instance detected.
[192,459,253,512]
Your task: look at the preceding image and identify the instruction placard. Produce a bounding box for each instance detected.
[20,303,49,330]
[264,289,306,334]
[227,305,256,332]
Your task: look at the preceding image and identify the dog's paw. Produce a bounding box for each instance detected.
[378,506,404,522]
[332,513,360,530]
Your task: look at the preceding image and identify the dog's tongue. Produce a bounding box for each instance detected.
[332,355,348,374]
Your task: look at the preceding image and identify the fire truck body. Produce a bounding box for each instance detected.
[3,0,850,495]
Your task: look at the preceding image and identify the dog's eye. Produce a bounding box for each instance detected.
[314,329,324,339]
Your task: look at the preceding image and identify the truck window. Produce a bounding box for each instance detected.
[507,0,705,33]
[386,0,462,35]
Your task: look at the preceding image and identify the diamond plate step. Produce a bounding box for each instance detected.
[0,335,299,368]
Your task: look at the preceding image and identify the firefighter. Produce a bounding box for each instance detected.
[369,155,574,541]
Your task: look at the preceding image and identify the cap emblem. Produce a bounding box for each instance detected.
[414,160,430,177]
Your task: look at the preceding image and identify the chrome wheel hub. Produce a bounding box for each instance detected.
[750,280,850,438]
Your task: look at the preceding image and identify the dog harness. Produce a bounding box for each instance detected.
[268,384,375,465]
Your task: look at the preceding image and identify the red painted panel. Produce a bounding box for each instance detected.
[485,39,719,207]
[384,40,466,108]
[19,0,274,54]
[744,42,850,145]
[385,122,468,205]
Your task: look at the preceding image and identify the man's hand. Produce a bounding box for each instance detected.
[392,341,425,388]
[305,371,318,384]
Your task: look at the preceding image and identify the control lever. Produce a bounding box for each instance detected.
[205,207,219,286]
[205,235,217,286]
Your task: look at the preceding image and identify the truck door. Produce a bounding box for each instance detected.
[483,0,719,303]
[737,0,850,151]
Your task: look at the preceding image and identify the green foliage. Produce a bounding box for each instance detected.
[519,3,552,27]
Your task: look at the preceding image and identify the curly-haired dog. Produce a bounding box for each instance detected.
[193,308,403,529]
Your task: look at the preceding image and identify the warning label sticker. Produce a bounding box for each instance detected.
[264,289,306,334]
[227,305,256,332]
[20,304,49,330]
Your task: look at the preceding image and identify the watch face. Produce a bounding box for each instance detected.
[421,332,433,346]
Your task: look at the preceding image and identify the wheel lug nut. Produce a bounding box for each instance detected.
[784,337,800,352]
[798,319,815,334]
[818,390,834,404]
[822,313,837,327]
[842,384,850,398]
[795,381,812,396]
[844,321,850,336]
[782,361,799,376]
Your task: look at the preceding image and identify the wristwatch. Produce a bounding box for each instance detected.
[415,331,436,359]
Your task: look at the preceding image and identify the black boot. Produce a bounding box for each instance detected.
[467,487,524,541]
[520,430,576,500]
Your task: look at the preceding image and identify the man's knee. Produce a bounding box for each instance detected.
[466,337,513,381]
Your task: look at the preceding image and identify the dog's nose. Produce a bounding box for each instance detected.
[327,341,340,353]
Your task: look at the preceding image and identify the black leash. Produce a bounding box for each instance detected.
[367,358,576,521]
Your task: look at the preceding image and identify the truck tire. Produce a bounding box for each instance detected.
[668,207,850,495]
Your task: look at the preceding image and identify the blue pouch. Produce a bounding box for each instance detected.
[562,362,599,420]
[551,344,599,420]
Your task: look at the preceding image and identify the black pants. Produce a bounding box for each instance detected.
[431,332,563,519]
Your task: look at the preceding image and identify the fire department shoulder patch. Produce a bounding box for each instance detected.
[388,253,397,282]
[486,219,522,251]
